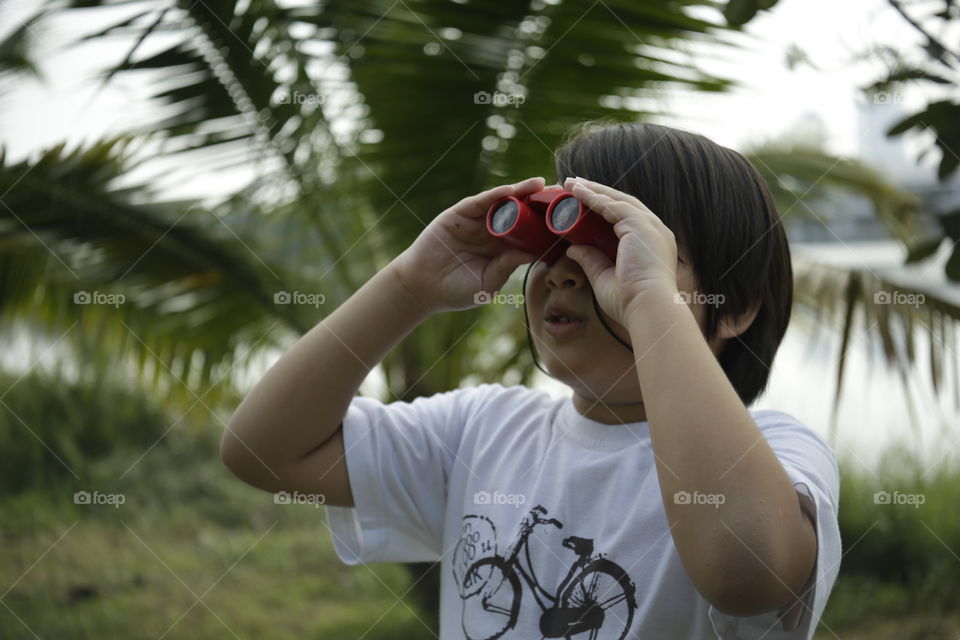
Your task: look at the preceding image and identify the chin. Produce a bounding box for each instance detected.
[543,356,637,397]
[542,356,600,389]
[541,358,580,383]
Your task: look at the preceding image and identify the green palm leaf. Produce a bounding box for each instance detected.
[0,138,308,408]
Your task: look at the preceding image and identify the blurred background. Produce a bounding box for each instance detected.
[1,0,959,637]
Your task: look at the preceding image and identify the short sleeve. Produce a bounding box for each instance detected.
[324,386,480,565]
[708,410,842,640]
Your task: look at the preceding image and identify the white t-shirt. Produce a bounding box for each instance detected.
[325,383,841,640]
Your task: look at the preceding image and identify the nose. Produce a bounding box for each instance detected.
[545,255,587,291]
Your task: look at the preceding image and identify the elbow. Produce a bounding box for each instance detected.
[696,535,803,617]
[219,419,286,494]
[695,516,817,617]
[219,420,256,482]
[218,428,236,470]
[702,573,794,617]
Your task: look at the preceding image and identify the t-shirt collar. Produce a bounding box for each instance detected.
[555,396,651,448]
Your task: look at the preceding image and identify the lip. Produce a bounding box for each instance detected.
[544,303,587,339]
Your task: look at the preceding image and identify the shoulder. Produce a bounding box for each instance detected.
[749,409,833,451]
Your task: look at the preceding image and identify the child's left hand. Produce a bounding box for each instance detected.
[562,177,680,325]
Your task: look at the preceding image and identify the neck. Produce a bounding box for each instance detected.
[572,392,647,425]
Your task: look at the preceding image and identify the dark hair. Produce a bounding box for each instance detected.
[554,120,792,406]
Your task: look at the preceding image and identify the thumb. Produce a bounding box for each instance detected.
[565,244,612,286]
[483,249,538,293]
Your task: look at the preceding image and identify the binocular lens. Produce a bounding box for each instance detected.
[550,197,581,232]
[490,200,519,234]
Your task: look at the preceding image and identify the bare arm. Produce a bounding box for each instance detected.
[220,177,545,506]
[625,285,816,617]
[219,265,430,503]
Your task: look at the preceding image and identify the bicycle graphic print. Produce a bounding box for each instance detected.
[452,505,637,640]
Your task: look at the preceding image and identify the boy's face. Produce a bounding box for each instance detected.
[524,245,723,405]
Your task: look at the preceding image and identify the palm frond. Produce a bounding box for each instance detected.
[0,8,44,81]
[0,138,306,408]
[792,250,960,439]
[746,143,923,244]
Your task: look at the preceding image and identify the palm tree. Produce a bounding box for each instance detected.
[1,0,956,632]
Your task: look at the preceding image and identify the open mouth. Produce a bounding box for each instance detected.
[546,313,583,324]
[544,306,586,338]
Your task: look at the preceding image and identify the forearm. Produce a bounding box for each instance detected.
[625,285,812,613]
[221,262,431,478]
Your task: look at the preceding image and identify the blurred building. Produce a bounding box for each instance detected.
[786,99,959,244]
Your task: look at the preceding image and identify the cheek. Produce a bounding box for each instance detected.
[677,264,697,291]
[674,269,706,330]
[524,265,548,315]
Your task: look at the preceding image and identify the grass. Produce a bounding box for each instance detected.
[0,412,434,639]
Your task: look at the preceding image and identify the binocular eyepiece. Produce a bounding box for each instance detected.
[485,187,618,265]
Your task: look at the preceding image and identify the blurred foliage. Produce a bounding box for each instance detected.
[821,451,960,632]
[0,7,43,82]
[0,369,170,493]
[722,0,780,27]
[792,257,960,437]
[863,0,960,283]
[0,138,311,410]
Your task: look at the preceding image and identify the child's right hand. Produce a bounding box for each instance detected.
[389,176,546,315]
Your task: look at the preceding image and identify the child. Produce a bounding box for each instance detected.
[221,121,841,639]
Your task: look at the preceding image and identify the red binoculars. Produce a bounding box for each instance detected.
[485,187,619,265]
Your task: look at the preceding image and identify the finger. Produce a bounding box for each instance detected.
[457,177,545,218]
[511,176,546,196]
[564,176,651,213]
[567,181,637,225]
[564,244,613,288]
